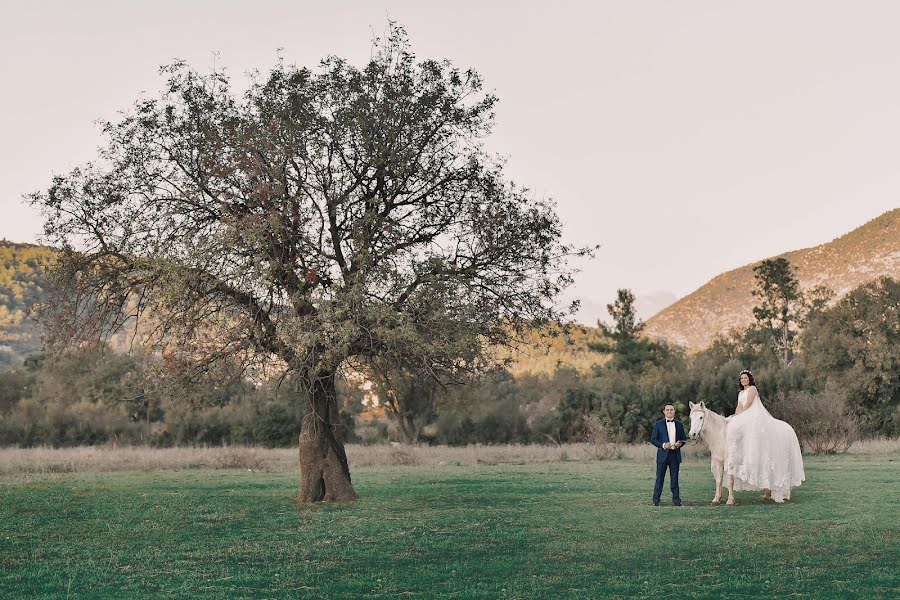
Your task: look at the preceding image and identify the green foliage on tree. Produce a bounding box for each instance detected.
[0,368,31,414]
[800,276,900,435]
[428,369,518,444]
[562,289,688,442]
[0,344,361,447]
[368,361,440,444]
[751,257,834,366]
[591,289,674,373]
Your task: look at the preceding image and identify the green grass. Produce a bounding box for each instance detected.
[1,455,898,599]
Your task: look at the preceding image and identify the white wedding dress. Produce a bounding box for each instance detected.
[724,389,805,503]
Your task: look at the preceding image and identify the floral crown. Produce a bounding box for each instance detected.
[739,369,753,376]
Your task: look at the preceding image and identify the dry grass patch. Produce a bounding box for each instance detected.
[1,438,895,476]
[846,437,900,455]
[0,445,294,476]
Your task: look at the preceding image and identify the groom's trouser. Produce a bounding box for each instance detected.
[653,453,681,504]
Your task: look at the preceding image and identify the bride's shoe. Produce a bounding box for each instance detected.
[761,491,772,501]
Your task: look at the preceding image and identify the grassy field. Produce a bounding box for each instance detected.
[1,453,898,599]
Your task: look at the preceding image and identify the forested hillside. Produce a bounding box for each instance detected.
[0,241,53,366]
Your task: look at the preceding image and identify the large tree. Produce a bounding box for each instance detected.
[751,257,832,366]
[30,26,589,502]
[591,289,671,372]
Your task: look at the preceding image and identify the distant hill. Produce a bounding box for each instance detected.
[0,241,54,365]
[498,323,608,377]
[643,209,900,350]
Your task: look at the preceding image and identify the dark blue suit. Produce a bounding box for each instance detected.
[651,418,687,505]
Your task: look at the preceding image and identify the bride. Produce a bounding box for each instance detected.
[724,369,805,504]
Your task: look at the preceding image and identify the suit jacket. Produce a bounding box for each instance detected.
[651,418,687,464]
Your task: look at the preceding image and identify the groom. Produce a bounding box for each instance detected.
[651,403,687,506]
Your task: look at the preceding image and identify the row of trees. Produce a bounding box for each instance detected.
[0,346,310,447]
[1,266,895,448]
[370,263,899,447]
[553,265,899,445]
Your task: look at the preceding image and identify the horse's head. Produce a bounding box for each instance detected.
[688,401,707,440]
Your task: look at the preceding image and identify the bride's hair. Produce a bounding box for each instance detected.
[738,369,756,390]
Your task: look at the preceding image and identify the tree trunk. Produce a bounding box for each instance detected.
[396,413,420,444]
[298,370,357,503]
[783,321,790,366]
[407,414,427,444]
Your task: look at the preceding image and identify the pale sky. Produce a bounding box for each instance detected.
[2,1,899,323]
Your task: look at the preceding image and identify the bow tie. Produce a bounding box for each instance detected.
[666,420,674,423]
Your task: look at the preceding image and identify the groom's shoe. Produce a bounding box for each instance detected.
[673,501,683,506]
[653,500,660,506]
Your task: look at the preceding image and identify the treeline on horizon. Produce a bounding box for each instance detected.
[0,258,897,449]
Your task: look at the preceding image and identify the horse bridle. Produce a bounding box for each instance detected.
[686,406,707,443]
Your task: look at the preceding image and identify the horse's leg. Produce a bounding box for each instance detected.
[711,460,722,504]
[726,474,735,506]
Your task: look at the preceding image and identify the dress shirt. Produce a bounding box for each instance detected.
[666,419,676,449]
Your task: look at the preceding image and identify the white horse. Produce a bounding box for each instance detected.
[688,401,731,505]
